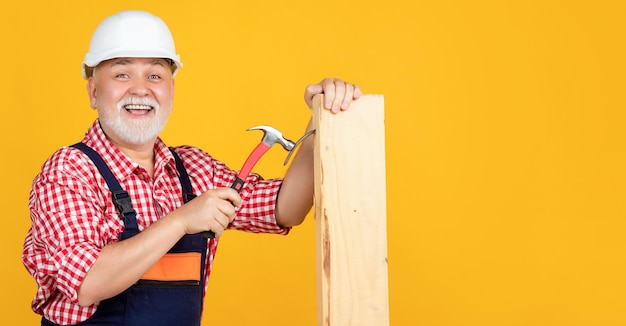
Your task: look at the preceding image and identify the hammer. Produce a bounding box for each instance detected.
[200,125,295,238]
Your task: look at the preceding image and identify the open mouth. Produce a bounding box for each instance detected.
[124,104,154,115]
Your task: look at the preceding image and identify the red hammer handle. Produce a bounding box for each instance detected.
[199,141,271,239]
[232,141,271,191]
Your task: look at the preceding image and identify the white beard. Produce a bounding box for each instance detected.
[98,97,169,145]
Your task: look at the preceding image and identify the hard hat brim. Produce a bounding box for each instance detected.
[82,49,182,79]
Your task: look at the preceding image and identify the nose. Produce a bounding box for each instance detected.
[128,78,150,96]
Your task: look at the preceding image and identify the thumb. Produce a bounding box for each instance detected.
[304,84,324,109]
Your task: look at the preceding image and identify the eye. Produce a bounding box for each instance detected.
[116,73,129,79]
[148,74,161,80]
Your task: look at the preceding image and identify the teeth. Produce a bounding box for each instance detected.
[124,104,152,110]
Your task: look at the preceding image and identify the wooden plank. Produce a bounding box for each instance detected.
[313,94,389,326]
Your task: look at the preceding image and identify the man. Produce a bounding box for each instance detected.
[22,10,361,326]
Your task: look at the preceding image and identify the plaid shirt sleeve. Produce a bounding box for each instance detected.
[174,145,290,235]
[23,147,117,324]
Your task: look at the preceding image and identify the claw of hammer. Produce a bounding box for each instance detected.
[283,129,316,166]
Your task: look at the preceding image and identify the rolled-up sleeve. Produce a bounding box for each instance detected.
[174,146,290,235]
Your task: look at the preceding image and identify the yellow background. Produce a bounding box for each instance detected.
[1,0,625,325]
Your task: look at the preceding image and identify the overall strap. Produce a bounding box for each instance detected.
[170,148,215,239]
[71,142,139,233]
[170,148,196,204]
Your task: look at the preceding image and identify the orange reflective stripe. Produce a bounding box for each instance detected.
[141,252,202,281]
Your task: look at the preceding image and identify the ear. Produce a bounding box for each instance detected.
[87,77,97,110]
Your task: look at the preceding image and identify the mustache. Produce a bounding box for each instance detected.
[116,97,160,111]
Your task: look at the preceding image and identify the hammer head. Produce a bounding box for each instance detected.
[247,125,295,151]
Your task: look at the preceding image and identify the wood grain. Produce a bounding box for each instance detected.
[313,94,389,326]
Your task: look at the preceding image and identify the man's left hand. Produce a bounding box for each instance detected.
[304,78,362,113]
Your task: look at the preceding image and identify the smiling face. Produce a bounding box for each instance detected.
[87,57,175,147]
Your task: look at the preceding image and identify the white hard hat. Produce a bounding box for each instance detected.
[82,10,182,79]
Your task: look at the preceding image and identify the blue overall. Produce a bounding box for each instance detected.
[42,143,207,326]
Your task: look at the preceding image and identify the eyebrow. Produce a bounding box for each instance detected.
[110,58,167,68]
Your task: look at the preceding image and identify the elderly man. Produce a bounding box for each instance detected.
[23,10,361,326]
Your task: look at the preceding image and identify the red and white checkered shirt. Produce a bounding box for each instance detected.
[22,120,288,325]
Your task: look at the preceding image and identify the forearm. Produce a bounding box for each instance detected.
[77,211,186,306]
[275,119,315,227]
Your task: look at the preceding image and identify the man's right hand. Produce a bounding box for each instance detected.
[177,188,242,237]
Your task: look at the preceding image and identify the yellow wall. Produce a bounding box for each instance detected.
[2,0,625,325]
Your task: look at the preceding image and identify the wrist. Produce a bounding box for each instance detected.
[164,209,189,236]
